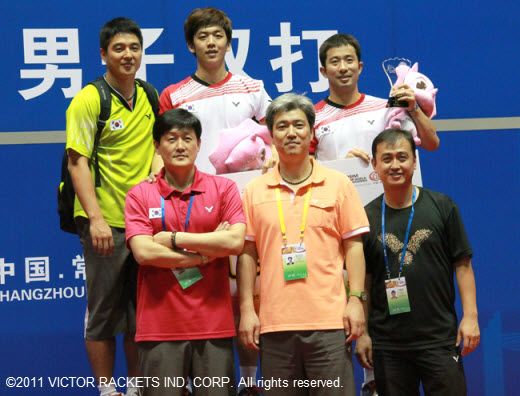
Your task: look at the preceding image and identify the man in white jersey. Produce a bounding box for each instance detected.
[311,33,439,163]
[159,7,271,174]
[159,8,268,395]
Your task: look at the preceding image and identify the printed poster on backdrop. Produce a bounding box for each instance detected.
[223,155,423,204]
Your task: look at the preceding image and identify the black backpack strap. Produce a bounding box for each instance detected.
[86,78,156,187]
[88,77,111,187]
[136,78,159,116]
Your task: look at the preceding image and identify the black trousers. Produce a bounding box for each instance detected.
[373,345,467,396]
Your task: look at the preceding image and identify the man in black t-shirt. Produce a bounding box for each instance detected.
[355,129,480,396]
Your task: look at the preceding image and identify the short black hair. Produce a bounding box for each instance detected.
[371,129,417,158]
[319,33,362,67]
[184,8,232,47]
[100,17,143,51]
[153,109,202,142]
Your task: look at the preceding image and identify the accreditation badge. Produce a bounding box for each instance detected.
[172,267,203,289]
[281,243,308,281]
[385,277,411,315]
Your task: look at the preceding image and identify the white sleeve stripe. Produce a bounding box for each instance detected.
[342,226,370,240]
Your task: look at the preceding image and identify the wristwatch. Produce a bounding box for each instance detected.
[349,290,367,302]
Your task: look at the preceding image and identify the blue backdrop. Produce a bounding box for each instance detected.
[0,1,519,394]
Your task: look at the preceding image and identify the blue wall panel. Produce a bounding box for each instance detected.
[1,1,519,394]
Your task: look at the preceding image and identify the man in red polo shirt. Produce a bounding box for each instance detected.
[125,108,246,396]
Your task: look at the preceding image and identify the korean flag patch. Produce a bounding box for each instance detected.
[110,119,124,131]
[149,208,162,219]
[183,103,196,113]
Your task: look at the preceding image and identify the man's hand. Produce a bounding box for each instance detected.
[153,231,171,248]
[345,148,370,164]
[262,157,277,174]
[89,217,114,256]
[214,221,231,231]
[390,83,417,113]
[262,145,278,174]
[343,298,365,343]
[239,310,260,351]
[456,315,480,356]
[354,333,373,369]
[145,172,157,183]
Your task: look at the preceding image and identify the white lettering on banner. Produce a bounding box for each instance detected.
[53,287,63,299]
[19,29,82,100]
[0,290,9,301]
[302,30,337,92]
[269,22,303,92]
[225,29,251,77]
[16,24,339,100]
[0,258,15,285]
[135,29,174,81]
[0,286,85,303]
[72,254,85,280]
[25,257,50,283]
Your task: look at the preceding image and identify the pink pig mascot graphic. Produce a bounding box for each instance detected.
[209,118,272,174]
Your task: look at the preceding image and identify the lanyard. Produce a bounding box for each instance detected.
[275,186,312,246]
[160,194,195,232]
[381,187,416,279]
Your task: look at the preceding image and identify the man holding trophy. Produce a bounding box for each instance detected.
[311,33,439,163]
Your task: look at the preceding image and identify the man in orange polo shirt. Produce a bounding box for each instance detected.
[238,93,369,395]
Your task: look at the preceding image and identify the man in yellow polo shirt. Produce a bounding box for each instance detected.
[238,93,369,395]
[66,17,159,396]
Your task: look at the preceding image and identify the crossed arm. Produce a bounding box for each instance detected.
[130,222,245,269]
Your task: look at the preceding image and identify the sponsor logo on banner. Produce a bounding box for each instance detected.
[369,171,380,181]
[347,173,369,185]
